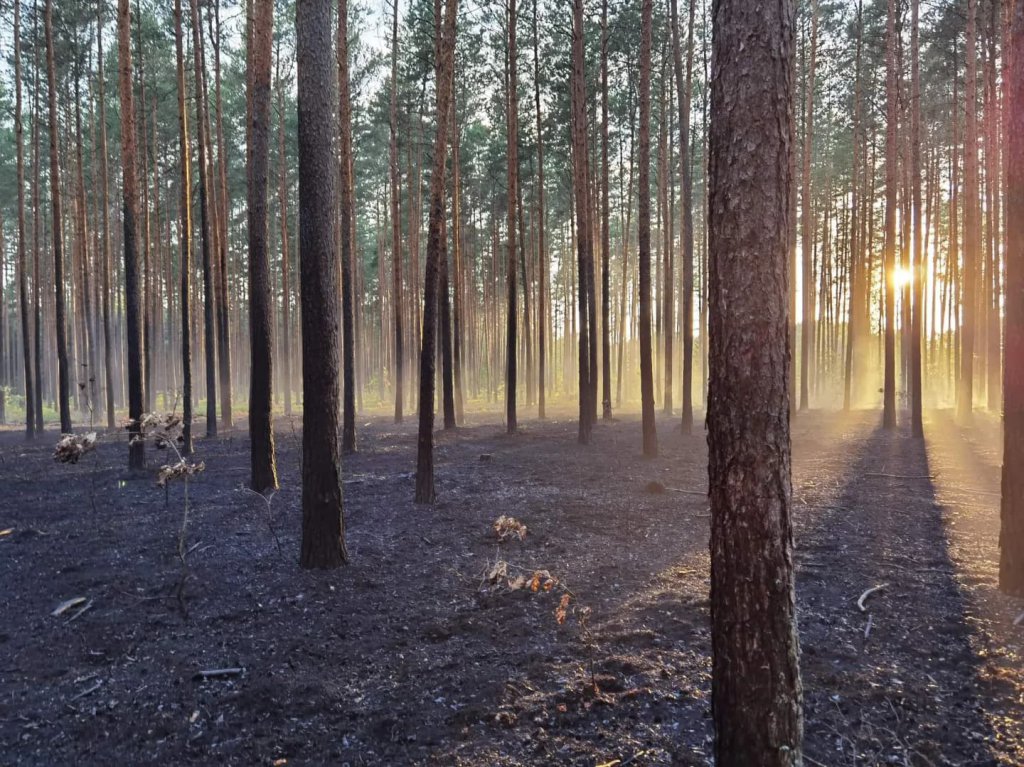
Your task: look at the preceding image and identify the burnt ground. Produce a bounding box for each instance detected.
[0,406,1022,766]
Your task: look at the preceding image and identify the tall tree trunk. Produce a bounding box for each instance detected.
[190,0,218,437]
[533,0,546,419]
[297,0,347,568]
[390,0,404,423]
[800,0,817,412]
[960,0,979,421]
[638,0,657,457]
[174,0,194,455]
[571,0,592,443]
[505,0,519,434]
[94,0,116,431]
[32,1,44,434]
[600,0,612,419]
[45,0,71,434]
[276,54,292,417]
[212,0,233,428]
[1001,0,1024,596]
[248,0,277,490]
[910,0,923,435]
[882,0,898,429]
[708,1,803,762]
[414,0,458,503]
[338,0,357,453]
[14,0,35,439]
[117,0,145,470]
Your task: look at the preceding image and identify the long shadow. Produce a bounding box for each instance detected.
[795,413,1008,766]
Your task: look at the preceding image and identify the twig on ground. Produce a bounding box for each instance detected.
[193,667,244,681]
[65,599,93,623]
[69,680,102,701]
[857,584,887,612]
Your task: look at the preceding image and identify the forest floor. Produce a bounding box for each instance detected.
[0,405,1022,766]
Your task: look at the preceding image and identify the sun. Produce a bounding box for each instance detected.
[893,266,913,289]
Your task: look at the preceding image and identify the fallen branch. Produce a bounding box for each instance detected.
[1013,611,1024,627]
[65,599,93,624]
[51,597,87,617]
[69,680,102,701]
[863,613,874,641]
[193,667,244,681]
[857,584,887,613]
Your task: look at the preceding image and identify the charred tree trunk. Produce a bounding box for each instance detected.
[14,0,35,440]
[882,0,898,429]
[190,0,217,437]
[117,0,145,470]
[910,0,923,436]
[708,1,803,762]
[571,0,593,443]
[45,0,71,434]
[248,0,277,490]
[390,0,404,424]
[338,0,357,454]
[960,0,979,422]
[638,0,657,457]
[414,0,458,503]
[174,0,194,455]
[506,0,519,434]
[297,0,347,568]
[1001,0,1024,596]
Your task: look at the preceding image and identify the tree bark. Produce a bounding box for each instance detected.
[707,0,803,762]
[248,0,278,490]
[190,0,218,437]
[414,0,459,503]
[44,0,71,434]
[117,0,145,470]
[14,0,35,440]
[1001,0,1024,596]
[174,0,194,455]
[638,0,657,457]
[505,0,519,435]
[338,0,357,454]
[297,0,347,568]
[390,0,404,424]
[882,0,898,429]
[571,0,592,444]
[960,0,980,422]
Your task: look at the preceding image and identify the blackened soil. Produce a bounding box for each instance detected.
[0,408,1021,765]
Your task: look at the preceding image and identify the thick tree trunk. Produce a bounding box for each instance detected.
[638,0,657,457]
[248,0,278,490]
[414,0,458,503]
[117,0,145,470]
[45,0,71,434]
[707,0,803,763]
[1001,0,1024,596]
[297,0,347,568]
